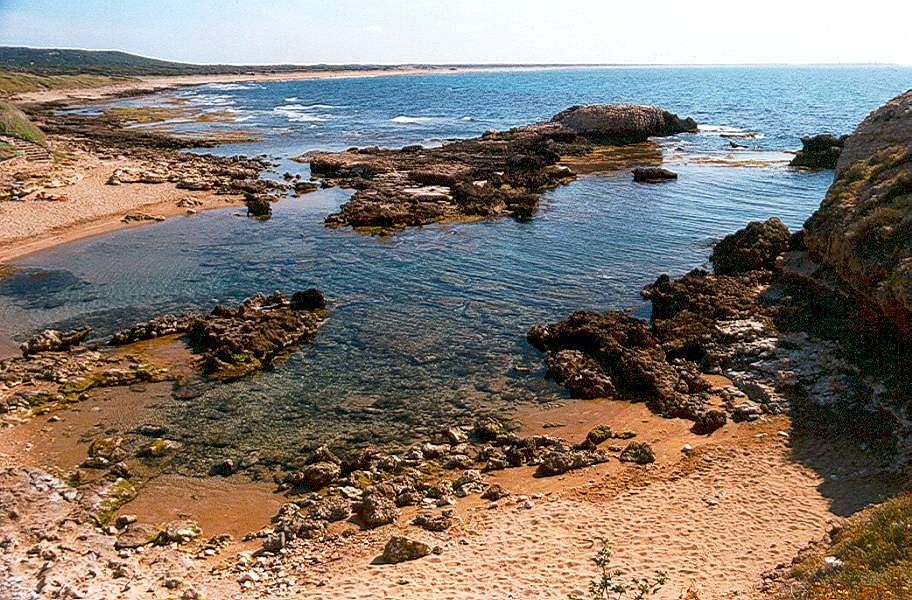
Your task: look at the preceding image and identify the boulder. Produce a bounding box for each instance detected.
[711,218,791,275]
[358,487,398,528]
[534,448,609,477]
[691,409,727,434]
[551,104,697,143]
[244,193,272,218]
[619,442,656,464]
[632,167,678,183]
[20,326,92,357]
[380,536,431,564]
[291,288,326,310]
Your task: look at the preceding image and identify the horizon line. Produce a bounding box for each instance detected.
[1,45,909,69]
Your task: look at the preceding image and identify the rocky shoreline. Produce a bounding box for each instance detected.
[0,85,909,599]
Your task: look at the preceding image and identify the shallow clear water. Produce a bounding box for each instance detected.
[2,66,910,469]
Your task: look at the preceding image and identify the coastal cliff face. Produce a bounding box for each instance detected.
[804,90,912,335]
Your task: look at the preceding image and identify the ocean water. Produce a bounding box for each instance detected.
[2,66,910,470]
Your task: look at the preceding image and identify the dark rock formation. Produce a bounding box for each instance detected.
[804,90,912,335]
[544,349,616,399]
[19,326,92,357]
[632,167,678,183]
[534,447,609,477]
[551,105,698,143]
[789,134,846,169]
[244,193,272,218]
[711,217,791,275]
[300,104,696,231]
[109,314,199,345]
[528,311,709,420]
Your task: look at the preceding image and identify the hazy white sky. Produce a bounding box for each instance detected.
[1,0,910,65]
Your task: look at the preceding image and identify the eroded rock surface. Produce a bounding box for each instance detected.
[789,134,846,169]
[804,90,912,335]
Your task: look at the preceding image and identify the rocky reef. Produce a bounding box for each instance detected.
[804,90,912,336]
[300,104,696,231]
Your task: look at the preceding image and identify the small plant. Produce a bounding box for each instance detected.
[570,539,668,600]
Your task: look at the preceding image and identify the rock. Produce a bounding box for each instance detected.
[244,193,272,218]
[535,448,609,477]
[619,442,656,464]
[412,511,452,532]
[154,520,201,545]
[308,496,351,522]
[551,104,698,143]
[691,409,727,434]
[381,536,431,564]
[121,212,165,223]
[585,425,616,446]
[529,311,706,419]
[481,484,509,501]
[184,291,327,379]
[304,104,696,231]
[20,327,92,356]
[453,469,484,496]
[109,313,199,345]
[803,90,912,335]
[711,218,791,275]
[262,532,285,552]
[291,288,326,310]
[789,134,846,169]
[632,167,678,183]
[545,349,616,399]
[115,523,159,549]
[138,438,181,458]
[472,418,503,442]
[358,487,398,528]
[85,436,127,468]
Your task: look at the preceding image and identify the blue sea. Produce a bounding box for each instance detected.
[2,66,910,467]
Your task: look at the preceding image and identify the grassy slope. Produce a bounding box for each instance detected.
[787,492,912,599]
[0,70,134,95]
[0,100,46,145]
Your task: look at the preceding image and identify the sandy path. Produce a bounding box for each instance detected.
[291,420,885,600]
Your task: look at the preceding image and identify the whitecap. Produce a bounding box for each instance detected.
[391,115,435,124]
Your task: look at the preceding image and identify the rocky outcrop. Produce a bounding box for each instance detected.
[301,104,696,231]
[381,536,431,564]
[551,105,697,143]
[803,90,912,336]
[528,311,710,420]
[710,217,791,275]
[19,326,92,356]
[789,134,846,169]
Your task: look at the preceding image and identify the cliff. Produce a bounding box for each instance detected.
[804,90,912,335]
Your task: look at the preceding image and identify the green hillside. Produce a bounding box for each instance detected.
[0,100,46,145]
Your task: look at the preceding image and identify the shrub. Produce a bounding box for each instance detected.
[570,539,668,600]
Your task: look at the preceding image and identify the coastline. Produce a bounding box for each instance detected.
[10,64,594,105]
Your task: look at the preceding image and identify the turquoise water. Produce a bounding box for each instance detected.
[1,66,910,469]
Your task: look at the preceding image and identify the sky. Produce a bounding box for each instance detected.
[0,0,910,66]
